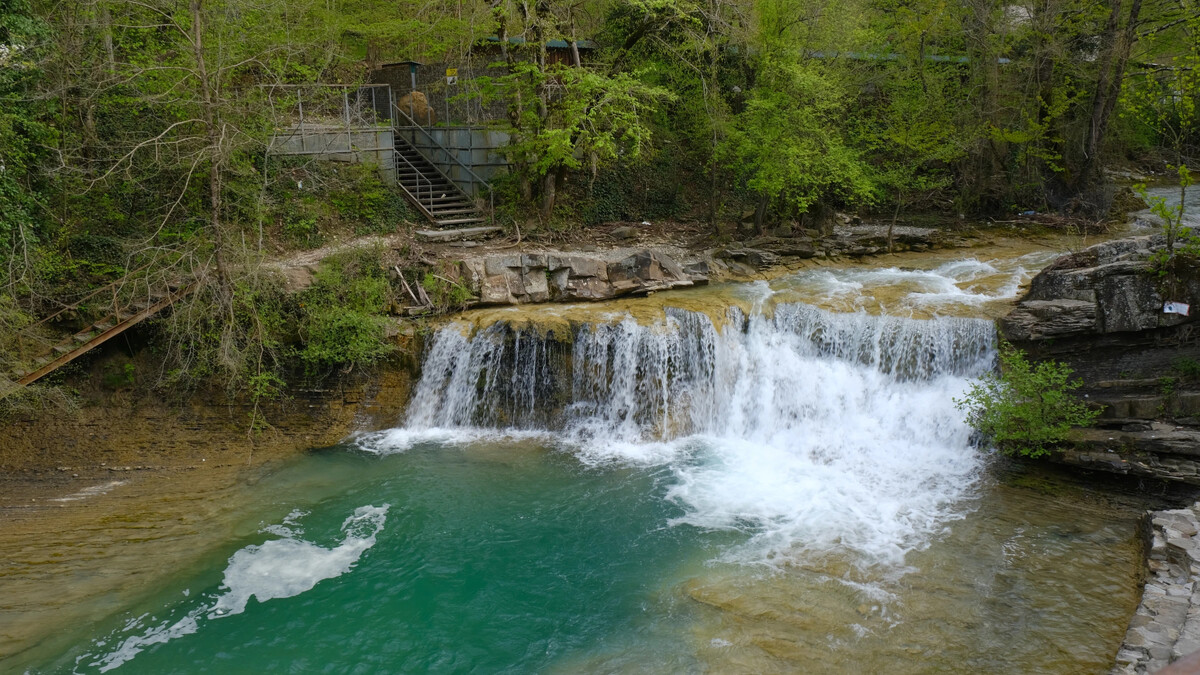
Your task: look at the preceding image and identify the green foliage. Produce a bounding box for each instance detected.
[955,344,1100,458]
[1137,166,1200,275]
[297,248,394,369]
[268,161,414,246]
[579,157,689,225]
[420,272,474,311]
[0,0,53,260]
[475,22,673,217]
[101,363,136,391]
[1175,357,1200,379]
[284,215,321,246]
[159,272,291,394]
[719,6,877,219]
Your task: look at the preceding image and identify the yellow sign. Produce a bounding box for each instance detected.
[446,68,458,77]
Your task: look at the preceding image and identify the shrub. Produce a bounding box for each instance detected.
[954,343,1100,458]
[1176,357,1200,379]
[297,248,394,369]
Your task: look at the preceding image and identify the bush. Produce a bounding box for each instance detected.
[297,248,394,369]
[954,343,1100,458]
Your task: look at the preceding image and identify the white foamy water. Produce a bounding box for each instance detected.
[773,255,1056,315]
[359,302,994,568]
[83,505,388,672]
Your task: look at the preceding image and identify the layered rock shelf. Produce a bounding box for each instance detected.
[460,248,712,305]
[999,234,1200,485]
[1114,503,1200,674]
[1001,235,1196,341]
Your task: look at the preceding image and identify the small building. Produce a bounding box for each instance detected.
[370,37,598,127]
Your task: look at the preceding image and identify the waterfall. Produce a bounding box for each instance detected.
[363,302,996,567]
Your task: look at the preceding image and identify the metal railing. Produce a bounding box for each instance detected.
[392,103,495,224]
[393,139,435,218]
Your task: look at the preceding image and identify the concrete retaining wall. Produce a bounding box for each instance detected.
[269,126,396,184]
[397,126,510,198]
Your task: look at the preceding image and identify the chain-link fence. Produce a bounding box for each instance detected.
[372,61,510,127]
[264,84,394,130]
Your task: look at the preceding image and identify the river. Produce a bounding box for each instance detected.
[1,231,1184,674]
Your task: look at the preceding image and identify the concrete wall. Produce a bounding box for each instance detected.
[269,126,396,184]
[396,126,510,198]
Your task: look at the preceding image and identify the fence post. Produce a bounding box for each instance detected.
[344,90,352,159]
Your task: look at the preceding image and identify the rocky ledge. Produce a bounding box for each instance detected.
[1113,504,1200,674]
[459,247,714,305]
[1001,234,1196,341]
[999,234,1200,484]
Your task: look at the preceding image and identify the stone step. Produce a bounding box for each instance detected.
[416,226,502,242]
[73,331,95,344]
[401,184,456,193]
[435,217,487,227]
[406,196,470,206]
[53,344,71,355]
[428,208,480,217]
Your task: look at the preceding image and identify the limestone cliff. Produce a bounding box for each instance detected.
[1000,235,1200,484]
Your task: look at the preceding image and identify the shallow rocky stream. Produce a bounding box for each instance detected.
[1,228,1190,674]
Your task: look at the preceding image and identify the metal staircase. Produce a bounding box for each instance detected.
[393,135,487,227]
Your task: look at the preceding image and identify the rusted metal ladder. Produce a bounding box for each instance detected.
[3,281,197,397]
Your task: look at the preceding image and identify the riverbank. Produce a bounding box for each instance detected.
[1114,502,1200,674]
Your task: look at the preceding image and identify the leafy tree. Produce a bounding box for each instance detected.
[719,0,878,233]
[955,343,1100,458]
[0,0,52,271]
[1123,7,1200,266]
[869,72,964,251]
[480,0,673,221]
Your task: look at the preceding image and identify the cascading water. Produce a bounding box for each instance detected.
[362,301,997,567]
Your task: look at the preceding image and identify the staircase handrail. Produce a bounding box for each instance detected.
[392,105,494,193]
[394,144,435,216]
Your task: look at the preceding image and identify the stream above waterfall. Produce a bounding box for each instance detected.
[3,233,1182,674]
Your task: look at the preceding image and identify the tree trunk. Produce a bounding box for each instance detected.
[753,193,769,235]
[1079,0,1143,197]
[708,9,722,235]
[541,169,557,221]
[100,2,115,73]
[889,193,901,254]
[190,0,229,285]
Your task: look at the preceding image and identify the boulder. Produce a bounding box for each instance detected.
[721,248,779,269]
[1001,235,1197,341]
[611,226,639,241]
[396,91,436,125]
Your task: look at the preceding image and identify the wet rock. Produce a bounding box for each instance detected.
[721,248,779,269]
[1001,235,1197,342]
[1000,299,1098,340]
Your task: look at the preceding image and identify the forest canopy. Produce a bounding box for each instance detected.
[1,0,1197,396]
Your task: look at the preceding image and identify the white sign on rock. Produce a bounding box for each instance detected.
[1164,301,1191,316]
